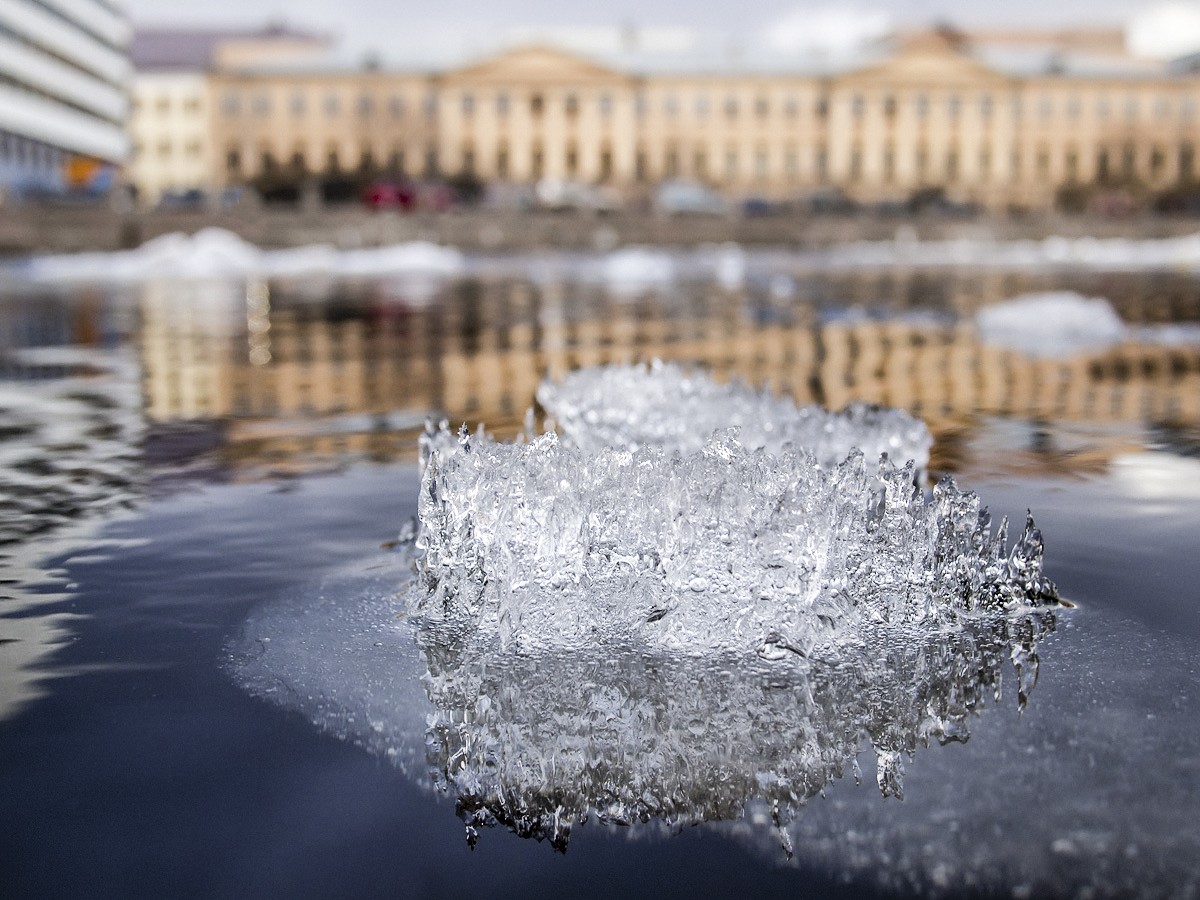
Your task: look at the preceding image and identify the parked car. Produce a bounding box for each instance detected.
[362,181,416,211]
[655,179,726,215]
[534,179,620,213]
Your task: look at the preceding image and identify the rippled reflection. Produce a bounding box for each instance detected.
[419,608,1057,853]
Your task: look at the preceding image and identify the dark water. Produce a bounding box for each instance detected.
[1,267,1199,898]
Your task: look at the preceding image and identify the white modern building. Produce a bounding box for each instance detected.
[0,0,131,199]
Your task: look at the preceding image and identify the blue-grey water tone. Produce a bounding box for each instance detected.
[1,260,1198,898]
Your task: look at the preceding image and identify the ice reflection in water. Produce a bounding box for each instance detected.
[419,610,1056,854]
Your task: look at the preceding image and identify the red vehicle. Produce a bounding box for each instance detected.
[362,181,416,211]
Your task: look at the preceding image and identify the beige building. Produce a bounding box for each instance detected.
[127,27,331,204]
[135,26,1200,211]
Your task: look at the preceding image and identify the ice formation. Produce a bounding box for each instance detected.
[412,373,1056,657]
[420,610,1056,851]
[538,361,933,470]
[975,291,1128,358]
[21,228,464,283]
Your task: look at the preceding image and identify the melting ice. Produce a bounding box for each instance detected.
[414,366,1054,657]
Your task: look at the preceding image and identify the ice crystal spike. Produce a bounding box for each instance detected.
[537,361,934,470]
[412,423,1058,656]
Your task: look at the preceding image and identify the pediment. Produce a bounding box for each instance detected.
[445,45,629,85]
[844,32,1011,87]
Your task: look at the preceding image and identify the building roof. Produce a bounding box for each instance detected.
[130,26,331,72]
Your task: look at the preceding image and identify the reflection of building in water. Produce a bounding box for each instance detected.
[137,273,1200,472]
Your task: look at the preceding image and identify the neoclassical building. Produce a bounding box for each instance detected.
[137,27,1200,209]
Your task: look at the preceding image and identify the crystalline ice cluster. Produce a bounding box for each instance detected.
[537,361,933,470]
[412,389,1056,657]
[421,611,1057,852]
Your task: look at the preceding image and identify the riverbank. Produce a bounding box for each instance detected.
[5,203,1200,257]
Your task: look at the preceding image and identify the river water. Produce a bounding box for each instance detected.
[1,260,1198,898]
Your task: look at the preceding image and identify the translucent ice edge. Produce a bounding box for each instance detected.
[537,360,933,469]
[411,422,1058,658]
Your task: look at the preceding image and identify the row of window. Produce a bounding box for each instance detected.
[0,130,66,171]
[212,85,1200,125]
[131,94,203,115]
[224,138,1198,185]
[130,138,204,161]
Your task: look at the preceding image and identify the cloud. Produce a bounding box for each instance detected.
[1126,2,1200,59]
[761,6,892,55]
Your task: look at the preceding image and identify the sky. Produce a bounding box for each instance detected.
[119,0,1160,65]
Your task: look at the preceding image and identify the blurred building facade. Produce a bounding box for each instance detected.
[127,26,331,204]
[129,24,1200,210]
[0,0,130,200]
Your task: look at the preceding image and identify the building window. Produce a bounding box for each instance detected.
[325,94,340,116]
[947,147,959,181]
[531,144,544,178]
[599,93,613,117]
[496,144,509,178]
[1125,97,1138,122]
[914,94,928,119]
[693,147,707,178]
[390,95,406,118]
[565,93,580,118]
[815,95,829,120]
[883,145,895,182]
[947,94,961,119]
[1065,147,1079,181]
[461,93,475,116]
[222,93,241,116]
[531,93,544,116]
[664,144,679,177]
[496,93,509,116]
[291,92,305,115]
[1096,148,1109,182]
[156,96,170,113]
[260,149,276,173]
[884,95,897,119]
[695,94,710,118]
[461,145,475,173]
[157,140,171,159]
[849,145,862,180]
[1183,99,1197,122]
[1037,145,1051,178]
[389,147,405,175]
[663,94,678,117]
[1096,97,1110,119]
[184,97,201,114]
[253,93,270,115]
[599,145,613,180]
[725,96,739,118]
[755,96,769,118]
[815,144,828,180]
[290,148,306,171]
[186,140,202,159]
[1151,146,1165,177]
[636,147,647,182]
[1067,95,1081,119]
[784,96,799,118]
[1122,143,1136,178]
[226,147,241,172]
[784,146,798,179]
[424,94,438,119]
[325,146,340,173]
[724,146,737,179]
[1038,94,1053,119]
[755,147,768,179]
[357,95,374,117]
[566,143,578,176]
[980,94,993,119]
[1180,143,1194,181]
[635,92,648,118]
[1155,97,1171,120]
[979,147,991,180]
[851,94,865,119]
[424,147,438,176]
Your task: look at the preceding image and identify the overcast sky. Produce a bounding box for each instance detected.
[120,0,1154,64]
